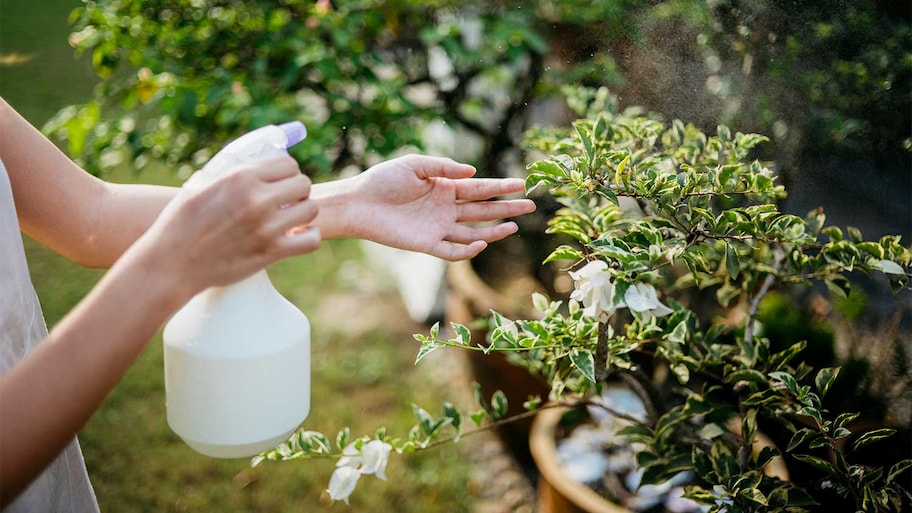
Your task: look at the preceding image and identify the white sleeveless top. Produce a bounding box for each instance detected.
[0,159,99,512]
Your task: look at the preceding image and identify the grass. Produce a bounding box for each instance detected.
[1,1,475,511]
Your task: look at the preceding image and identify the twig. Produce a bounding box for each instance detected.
[744,247,786,344]
[595,321,610,382]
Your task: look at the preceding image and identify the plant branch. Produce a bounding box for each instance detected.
[744,247,786,344]
[595,321,610,382]
[424,401,568,450]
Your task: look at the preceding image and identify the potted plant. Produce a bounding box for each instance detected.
[256,86,910,511]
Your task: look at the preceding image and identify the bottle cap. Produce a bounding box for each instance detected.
[279,121,307,148]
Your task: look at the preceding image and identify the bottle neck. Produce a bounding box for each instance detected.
[205,269,275,303]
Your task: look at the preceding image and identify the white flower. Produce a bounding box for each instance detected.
[327,440,394,504]
[358,440,392,480]
[624,282,673,321]
[336,442,362,469]
[327,466,361,505]
[569,260,622,320]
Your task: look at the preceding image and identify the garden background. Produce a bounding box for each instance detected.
[1,0,909,512]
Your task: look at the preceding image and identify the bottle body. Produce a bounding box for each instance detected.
[163,270,311,458]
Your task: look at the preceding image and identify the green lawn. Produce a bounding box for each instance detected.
[1,1,474,511]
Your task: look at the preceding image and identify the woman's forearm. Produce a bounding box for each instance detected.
[0,240,191,504]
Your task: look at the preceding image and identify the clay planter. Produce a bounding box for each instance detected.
[445,259,551,468]
[530,406,633,513]
[530,405,790,513]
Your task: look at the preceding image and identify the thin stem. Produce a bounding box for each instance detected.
[744,247,785,344]
[429,340,569,353]
[617,369,662,425]
[424,401,567,450]
[595,322,610,382]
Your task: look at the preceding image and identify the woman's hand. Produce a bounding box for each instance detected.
[133,156,321,297]
[313,154,536,261]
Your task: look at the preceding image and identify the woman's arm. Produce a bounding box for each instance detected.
[0,96,533,502]
[0,97,178,268]
[0,99,322,504]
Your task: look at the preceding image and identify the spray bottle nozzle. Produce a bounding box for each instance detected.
[279,121,307,148]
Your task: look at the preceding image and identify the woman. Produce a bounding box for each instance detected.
[0,96,535,511]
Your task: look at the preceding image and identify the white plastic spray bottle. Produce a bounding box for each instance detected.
[162,122,311,458]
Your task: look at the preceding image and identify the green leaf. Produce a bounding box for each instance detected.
[824,275,851,298]
[451,322,471,345]
[726,368,767,388]
[815,367,840,398]
[575,123,595,166]
[529,158,566,178]
[847,225,863,243]
[336,427,350,450]
[793,454,839,476]
[570,348,596,383]
[887,459,912,484]
[822,226,844,242]
[740,487,768,506]
[769,371,800,394]
[787,428,816,452]
[472,382,492,417]
[525,172,556,193]
[412,404,435,436]
[698,423,726,440]
[716,282,740,307]
[596,185,619,205]
[523,396,542,411]
[851,428,896,453]
[737,336,758,368]
[741,409,758,442]
[725,242,740,279]
[443,402,461,431]
[490,390,508,420]
[469,410,486,427]
[753,446,780,469]
[671,363,690,384]
[835,412,860,430]
[544,245,584,263]
[415,342,441,364]
[310,432,332,454]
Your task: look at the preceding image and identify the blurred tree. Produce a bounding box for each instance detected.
[47,0,909,206]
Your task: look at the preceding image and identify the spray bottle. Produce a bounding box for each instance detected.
[162,122,311,458]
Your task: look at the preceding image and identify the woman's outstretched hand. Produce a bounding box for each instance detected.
[314,154,536,261]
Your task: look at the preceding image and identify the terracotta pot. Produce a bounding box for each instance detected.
[445,259,551,468]
[529,405,791,513]
[530,406,631,513]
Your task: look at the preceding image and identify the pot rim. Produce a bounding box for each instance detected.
[529,405,633,513]
[529,404,791,513]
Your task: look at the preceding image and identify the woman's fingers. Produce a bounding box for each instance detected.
[266,198,320,238]
[274,225,321,258]
[443,221,519,245]
[454,177,527,201]
[266,173,312,207]
[401,155,477,180]
[249,156,303,182]
[429,240,488,262]
[456,199,536,223]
